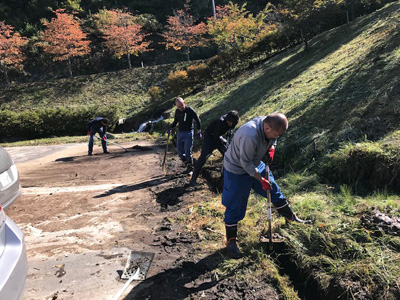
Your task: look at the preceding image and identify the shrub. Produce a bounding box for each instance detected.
[147,86,162,101]
[187,63,210,82]
[318,142,400,193]
[0,105,120,141]
[166,69,188,93]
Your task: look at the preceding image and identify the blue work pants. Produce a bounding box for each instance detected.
[177,130,194,164]
[88,129,107,154]
[222,162,284,224]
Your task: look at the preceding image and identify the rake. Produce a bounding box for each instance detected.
[94,135,128,152]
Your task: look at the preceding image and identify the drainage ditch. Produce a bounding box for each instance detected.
[201,165,352,300]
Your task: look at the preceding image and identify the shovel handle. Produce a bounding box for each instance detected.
[266,165,273,251]
[162,132,170,175]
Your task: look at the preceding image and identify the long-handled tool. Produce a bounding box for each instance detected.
[161,131,170,175]
[95,135,128,152]
[112,251,154,300]
[266,164,273,251]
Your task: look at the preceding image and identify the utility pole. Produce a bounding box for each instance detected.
[211,0,216,19]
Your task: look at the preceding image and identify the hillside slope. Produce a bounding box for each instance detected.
[184,1,399,177]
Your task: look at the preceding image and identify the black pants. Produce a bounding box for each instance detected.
[192,132,227,180]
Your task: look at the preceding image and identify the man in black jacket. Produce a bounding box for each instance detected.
[190,110,240,186]
[168,97,201,172]
[87,117,109,155]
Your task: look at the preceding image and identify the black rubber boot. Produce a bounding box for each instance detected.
[275,199,312,225]
[225,224,242,259]
[183,163,193,174]
[189,175,197,186]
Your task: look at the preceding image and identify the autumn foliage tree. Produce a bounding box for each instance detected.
[40,9,90,78]
[0,21,28,85]
[95,9,151,70]
[207,2,274,58]
[162,0,208,61]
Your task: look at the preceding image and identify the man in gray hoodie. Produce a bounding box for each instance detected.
[222,112,311,259]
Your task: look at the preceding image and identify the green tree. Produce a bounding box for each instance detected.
[207,1,273,57]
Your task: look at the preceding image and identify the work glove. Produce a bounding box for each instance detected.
[261,177,272,191]
[102,136,107,141]
[267,147,275,165]
[87,130,92,135]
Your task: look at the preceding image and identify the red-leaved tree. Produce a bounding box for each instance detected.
[0,21,28,85]
[162,0,208,61]
[40,9,90,78]
[95,9,151,70]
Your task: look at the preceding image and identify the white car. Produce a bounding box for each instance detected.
[0,146,28,300]
[0,146,21,209]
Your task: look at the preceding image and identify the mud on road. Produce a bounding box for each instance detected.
[6,140,279,300]
[5,141,194,299]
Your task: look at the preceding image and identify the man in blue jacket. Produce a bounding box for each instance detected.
[190,110,240,186]
[87,117,109,155]
[168,97,201,173]
[222,112,311,258]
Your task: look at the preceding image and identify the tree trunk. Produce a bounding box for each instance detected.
[301,28,308,49]
[0,64,10,85]
[186,48,190,62]
[67,57,73,78]
[346,0,355,21]
[351,0,355,21]
[127,53,132,69]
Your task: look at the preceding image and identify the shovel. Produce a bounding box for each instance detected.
[161,131,170,175]
[112,251,154,300]
[260,165,285,251]
[94,135,128,152]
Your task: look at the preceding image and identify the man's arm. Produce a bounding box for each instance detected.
[190,107,201,131]
[170,109,178,129]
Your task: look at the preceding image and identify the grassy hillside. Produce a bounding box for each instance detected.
[0,63,183,140]
[179,1,400,191]
[174,3,399,299]
[0,64,173,112]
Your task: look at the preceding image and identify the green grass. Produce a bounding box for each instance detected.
[0,65,173,113]
[177,171,400,299]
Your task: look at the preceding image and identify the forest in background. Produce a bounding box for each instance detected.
[0,0,394,83]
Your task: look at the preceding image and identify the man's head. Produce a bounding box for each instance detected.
[263,113,288,140]
[175,97,186,111]
[101,118,109,126]
[226,110,240,128]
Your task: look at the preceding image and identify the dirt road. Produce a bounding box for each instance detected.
[6,140,279,300]
[6,140,200,300]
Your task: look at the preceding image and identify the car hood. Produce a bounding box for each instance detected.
[0,147,12,174]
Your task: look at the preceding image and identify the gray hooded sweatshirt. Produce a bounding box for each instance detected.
[223,117,276,176]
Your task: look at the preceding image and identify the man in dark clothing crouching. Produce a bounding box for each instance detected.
[190,110,240,186]
[222,112,311,259]
[87,117,109,155]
